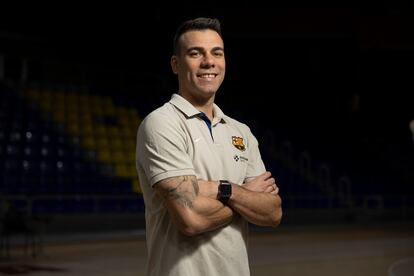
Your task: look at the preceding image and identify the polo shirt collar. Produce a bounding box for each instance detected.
[169,93,227,124]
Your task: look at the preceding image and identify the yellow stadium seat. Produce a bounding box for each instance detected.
[97,148,111,163]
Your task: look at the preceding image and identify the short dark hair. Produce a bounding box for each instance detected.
[173,17,222,55]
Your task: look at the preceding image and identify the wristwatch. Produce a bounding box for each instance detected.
[218,180,232,204]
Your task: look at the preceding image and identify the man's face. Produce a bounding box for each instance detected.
[171,29,225,101]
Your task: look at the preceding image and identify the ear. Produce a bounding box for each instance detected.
[170,55,179,75]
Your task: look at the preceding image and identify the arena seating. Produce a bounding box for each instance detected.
[1,83,144,218]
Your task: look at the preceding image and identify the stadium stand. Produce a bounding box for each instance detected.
[1,81,145,236]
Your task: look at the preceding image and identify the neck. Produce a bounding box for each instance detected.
[179,92,215,121]
[197,104,214,121]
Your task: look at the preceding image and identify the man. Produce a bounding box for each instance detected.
[136,17,282,276]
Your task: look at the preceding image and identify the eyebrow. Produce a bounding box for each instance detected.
[186,46,224,53]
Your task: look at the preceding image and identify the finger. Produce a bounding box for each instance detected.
[271,187,279,195]
[264,178,274,187]
[260,171,272,180]
[270,191,278,195]
[265,184,278,194]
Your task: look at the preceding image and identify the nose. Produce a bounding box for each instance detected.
[201,54,215,68]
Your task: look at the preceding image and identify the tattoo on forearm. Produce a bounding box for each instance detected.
[164,176,199,208]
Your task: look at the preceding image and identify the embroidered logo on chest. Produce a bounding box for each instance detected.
[234,154,248,163]
[232,136,246,151]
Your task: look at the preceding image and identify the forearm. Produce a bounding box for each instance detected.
[177,195,234,235]
[228,185,282,227]
[155,176,233,236]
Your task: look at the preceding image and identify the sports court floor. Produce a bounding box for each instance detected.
[1,221,413,276]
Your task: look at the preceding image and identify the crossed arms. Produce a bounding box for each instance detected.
[154,172,282,236]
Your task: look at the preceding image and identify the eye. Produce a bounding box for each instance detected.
[213,50,224,57]
[189,50,201,57]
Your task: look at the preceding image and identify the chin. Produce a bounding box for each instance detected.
[199,90,217,98]
[199,85,219,94]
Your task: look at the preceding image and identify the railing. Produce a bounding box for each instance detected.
[283,194,414,221]
[1,194,145,216]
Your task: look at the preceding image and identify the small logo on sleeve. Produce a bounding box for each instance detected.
[232,136,246,151]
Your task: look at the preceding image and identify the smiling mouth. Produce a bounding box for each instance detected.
[197,73,217,79]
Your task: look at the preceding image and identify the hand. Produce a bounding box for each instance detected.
[244,172,279,195]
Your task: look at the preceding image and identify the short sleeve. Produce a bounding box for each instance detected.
[136,112,195,186]
[245,129,266,182]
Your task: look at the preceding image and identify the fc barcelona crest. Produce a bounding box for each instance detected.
[232,136,246,151]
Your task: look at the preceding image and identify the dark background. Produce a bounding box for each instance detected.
[1,2,414,225]
[2,2,413,117]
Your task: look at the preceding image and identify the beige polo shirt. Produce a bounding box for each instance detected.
[136,93,266,276]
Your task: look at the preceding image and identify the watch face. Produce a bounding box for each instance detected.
[219,180,232,203]
[220,183,231,197]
